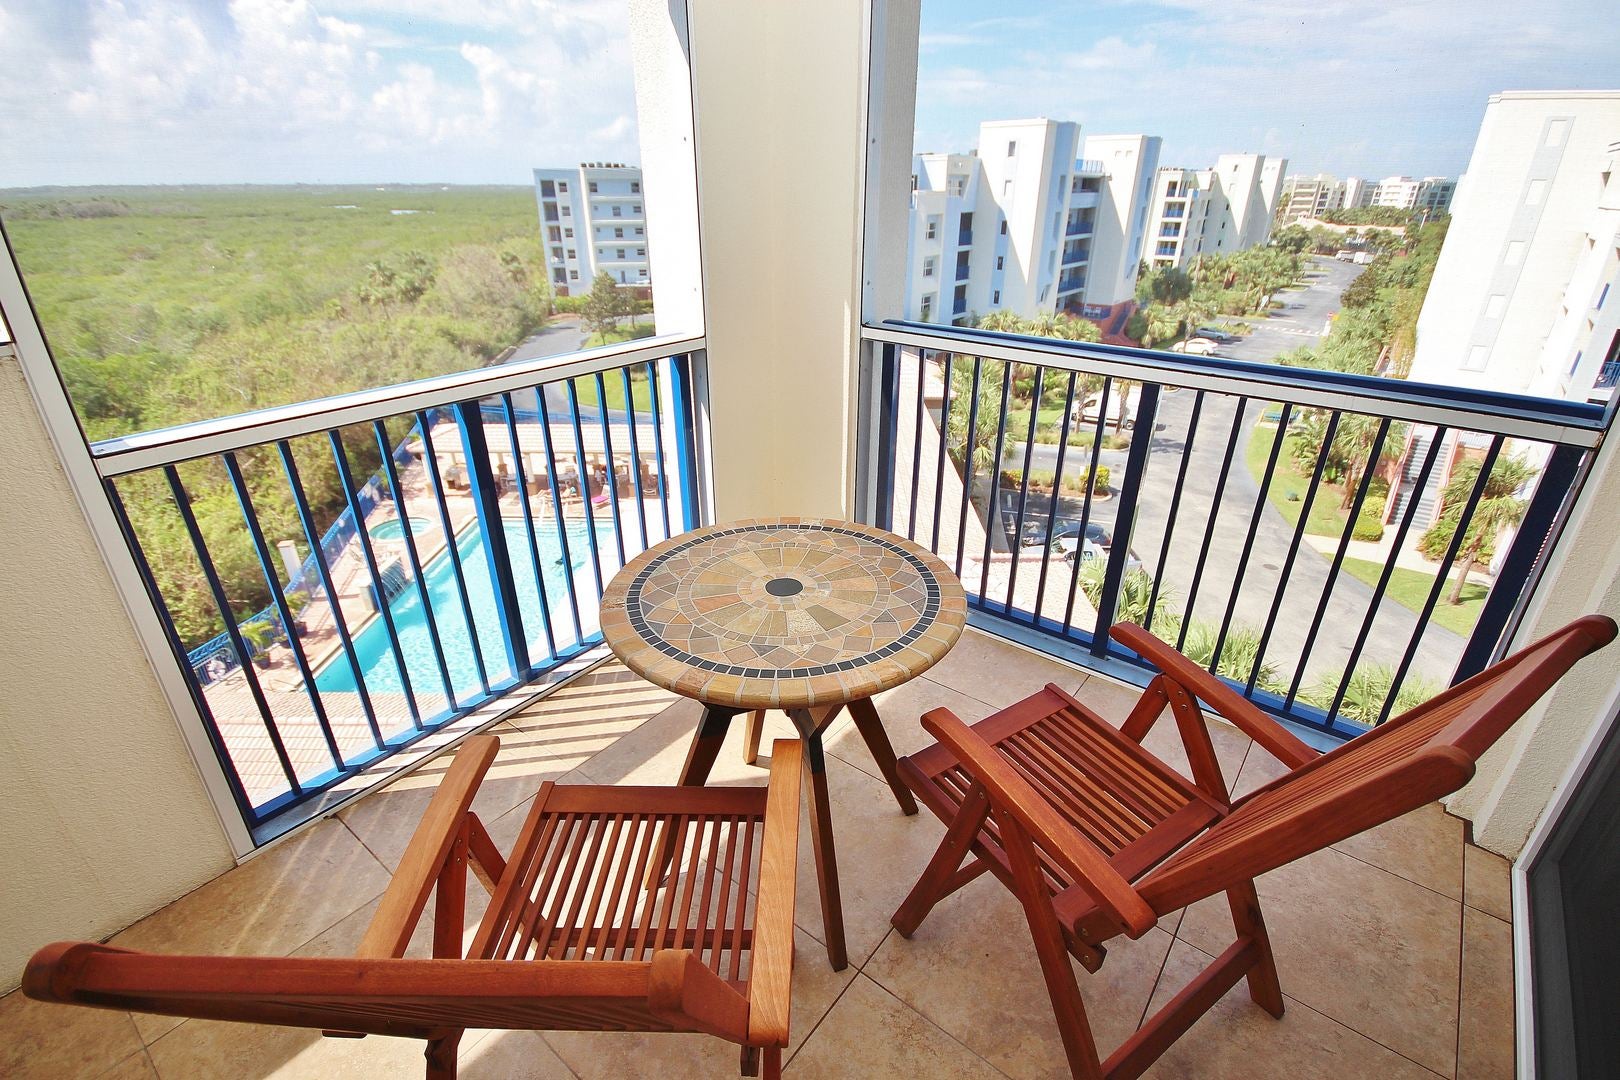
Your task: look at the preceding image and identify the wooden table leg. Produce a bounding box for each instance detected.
[788,708,848,971]
[649,704,739,887]
[846,697,919,816]
[742,709,767,766]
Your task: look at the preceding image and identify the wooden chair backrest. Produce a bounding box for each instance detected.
[24,942,750,1043]
[1137,615,1616,912]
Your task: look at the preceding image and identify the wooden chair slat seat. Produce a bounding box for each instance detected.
[26,736,808,1080]
[891,616,1615,1079]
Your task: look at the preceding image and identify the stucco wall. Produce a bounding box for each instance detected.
[687,0,867,520]
[0,354,233,991]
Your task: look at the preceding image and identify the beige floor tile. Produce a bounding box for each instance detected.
[502,660,680,769]
[1227,742,1291,799]
[865,872,1174,1078]
[146,1016,430,1078]
[1176,846,1462,1076]
[100,1049,160,1078]
[821,675,995,774]
[921,629,1089,708]
[573,694,800,790]
[0,988,144,1080]
[787,973,1004,1078]
[1141,940,1443,1079]
[455,1030,575,1078]
[788,754,952,968]
[111,819,392,1044]
[334,723,562,871]
[543,925,852,1075]
[1458,907,1514,1079]
[1334,803,1465,901]
[1463,844,1512,922]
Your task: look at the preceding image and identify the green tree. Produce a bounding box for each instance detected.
[1272,224,1311,254]
[1426,455,1536,604]
[358,250,435,305]
[582,272,621,343]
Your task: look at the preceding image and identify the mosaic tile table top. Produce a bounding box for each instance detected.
[601,517,968,710]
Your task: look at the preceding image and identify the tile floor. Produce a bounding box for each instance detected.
[2,630,1516,1079]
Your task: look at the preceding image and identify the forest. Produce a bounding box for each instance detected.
[2,185,559,645]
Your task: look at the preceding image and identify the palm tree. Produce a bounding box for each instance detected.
[1140,305,1182,349]
[1441,455,1536,604]
[977,309,1026,334]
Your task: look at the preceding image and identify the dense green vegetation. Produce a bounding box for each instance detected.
[1126,245,1302,348]
[1,185,561,645]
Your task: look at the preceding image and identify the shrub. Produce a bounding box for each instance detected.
[1303,664,1440,726]
[1179,619,1281,691]
[1093,464,1111,491]
[1352,510,1385,542]
[1419,517,1458,560]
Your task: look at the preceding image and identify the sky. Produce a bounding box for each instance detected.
[916,0,1620,180]
[0,0,643,186]
[1,0,1617,188]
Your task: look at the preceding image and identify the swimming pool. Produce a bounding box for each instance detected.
[314,518,616,702]
[368,516,431,542]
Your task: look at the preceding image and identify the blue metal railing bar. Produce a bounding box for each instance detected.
[619,367,651,552]
[498,392,562,665]
[1061,378,1110,637]
[593,371,630,569]
[979,363,1014,600]
[1212,403,1292,673]
[223,451,344,774]
[1144,390,1204,637]
[1004,362,1043,609]
[1176,397,1247,653]
[1031,370,1079,628]
[453,400,533,684]
[533,386,587,643]
[416,411,492,698]
[1091,382,1160,658]
[562,379,608,602]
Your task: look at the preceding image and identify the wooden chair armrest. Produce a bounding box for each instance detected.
[748,739,804,1048]
[1110,624,1318,770]
[357,735,502,959]
[921,708,1157,938]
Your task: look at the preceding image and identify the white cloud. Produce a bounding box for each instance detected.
[0,0,642,185]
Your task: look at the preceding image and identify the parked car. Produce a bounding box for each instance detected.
[1334,249,1357,262]
[1058,537,1145,572]
[1022,519,1112,550]
[1072,384,1144,429]
[1170,337,1220,356]
[1193,326,1239,344]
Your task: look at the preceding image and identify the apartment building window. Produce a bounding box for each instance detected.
[1570,350,1583,376]
[638,268,648,278]
[551,246,563,259]
[921,294,934,320]
[995,256,1003,270]
[926,216,939,240]
[569,269,579,280]
[1003,180,1012,196]
[540,180,556,196]
[588,181,598,193]
[631,180,641,193]
[566,249,576,259]
[615,227,625,238]
[1599,283,1610,310]
[993,290,1001,304]
[562,206,571,217]
[1007,140,1016,156]
[999,220,1008,235]
[565,228,573,238]
[617,248,626,258]
[558,181,568,192]
[633,204,642,213]
[635,227,645,236]
[636,248,646,256]
[950,176,966,196]
[923,256,937,277]
[613,205,623,216]
[548,226,561,241]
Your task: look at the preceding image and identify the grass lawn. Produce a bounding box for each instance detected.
[1245,423,1349,536]
[572,366,654,412]
[1340,556,1486,638]
[581,323,657,348]
[1004,405,1069,443]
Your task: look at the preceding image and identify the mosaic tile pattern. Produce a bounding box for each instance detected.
[602,518,967,709]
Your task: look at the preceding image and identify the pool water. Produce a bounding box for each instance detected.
[314,518,616,702]
[369,516,432,542]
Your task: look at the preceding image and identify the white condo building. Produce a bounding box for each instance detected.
[532,164,650,296]
[903,120,1161,329]
[1370,175,1458,216]
[1390,91,1620,531]
[1277,172,1374,225]
[1144,153,1288,269]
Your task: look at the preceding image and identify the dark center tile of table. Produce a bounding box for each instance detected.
[765,576,804,598]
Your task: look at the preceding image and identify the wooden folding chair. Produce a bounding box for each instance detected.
[27,735,805,1080]
[891,616,1615,1079]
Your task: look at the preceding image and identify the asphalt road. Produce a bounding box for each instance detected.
[1000,255,1465,697]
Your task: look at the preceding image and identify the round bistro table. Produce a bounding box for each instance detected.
[600,517,967,970]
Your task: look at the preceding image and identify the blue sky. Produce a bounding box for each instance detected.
[916,0,1620,179]
[1,1,1616,187]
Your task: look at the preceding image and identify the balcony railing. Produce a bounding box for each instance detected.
[1597,359,1620,390]
[859,323,1607,739]
[95,337,705,839]
[955,262,970,282]
[1065,220,1094,238]
[957,228,973,247]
